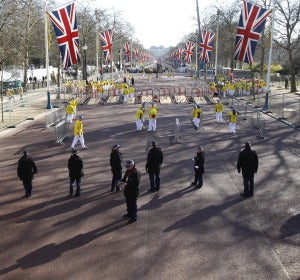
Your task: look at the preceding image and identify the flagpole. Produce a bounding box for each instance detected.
[263,1,275,110]
[214,10,220,79]
[45,0,52,109]
[195,0,201,79]
[95,9,100,81]
[195,40,198,79]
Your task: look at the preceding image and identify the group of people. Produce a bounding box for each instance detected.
[109,141,163,224]
[135,102,158,132]
[191,100,238,133]
[135,99,237,134]
[17,140,259,225]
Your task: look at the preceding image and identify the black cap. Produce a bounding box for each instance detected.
[112,144,120,150]
[125,159,134,168]
[23,150,28,155]
[245,142,251,148]
[151,141,157,147]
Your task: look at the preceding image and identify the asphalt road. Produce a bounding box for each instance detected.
[0,74,299,280]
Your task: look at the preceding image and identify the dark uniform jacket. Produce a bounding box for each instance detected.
[146,147,163,173]
[193,152,205,174]
[68,154,83,179]
[17,155,37,181]
[237,148,258,176]
[110,150,122,174]
[122,167,140,199]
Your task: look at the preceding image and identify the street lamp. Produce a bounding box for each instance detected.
[83,41,88,84]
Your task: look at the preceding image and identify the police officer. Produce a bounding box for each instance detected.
[110,144,122,192]
[118,160,140,224]
[191,146,205,189]
[146,141,163,192]
[17,150,37,198]
[237,142,258,198]
[68,149,84,197]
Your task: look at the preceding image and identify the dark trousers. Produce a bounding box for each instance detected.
[70,177,81,195]
[149,171,160,191]
[243,175,254,196]
[126,197,137,219]
[22,180,33,197]
[194,171,203,188]
[111,171,122,191]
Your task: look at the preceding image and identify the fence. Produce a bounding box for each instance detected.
[54,120,69,144]
[0,90,51,129]
[172,118,182,144]
[45,106,66,127]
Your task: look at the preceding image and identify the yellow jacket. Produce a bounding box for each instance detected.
[229,111,238,123]
[136,108,144,119]
[214,102,224,112]
[192,108,202,118]
[149,107,157,119]
[66,104,75,115]
[74,119,83,135]
[70,99,77,108]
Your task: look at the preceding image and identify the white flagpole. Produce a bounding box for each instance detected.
[196,0,201,79]
[95,9,100,81]
[45,0,52,109]
[195,40,198,79]
[214,10,220,79]
[263,1,275,110]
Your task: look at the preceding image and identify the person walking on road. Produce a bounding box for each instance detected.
[146,141,163,192]
[214,100,224,123]
[118,160,140,224]
[148,103,158,131]
[191,104,202,130]
[110,144,122,192]
[68,149,84,197]
[71,115,87,150]
[17,150,37,198]
[65,102,75,123]
[135,106,144,131]
[191,146,205,189]
[237,142,258,198]
[228,108,238,133]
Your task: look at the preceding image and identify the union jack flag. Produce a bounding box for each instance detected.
[184,42,195,63]
[48,2,80,69]
[123,42,131,62]
[133,48,139,59]
[175,48,184,61]
[99,29,114,64]
[234,0,271,64]
[199,29,215,63]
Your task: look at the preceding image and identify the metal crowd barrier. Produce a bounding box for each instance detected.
[54,120,69,144]
[45,106,66,127]
[231,97,265,139]
[173,118,182,144]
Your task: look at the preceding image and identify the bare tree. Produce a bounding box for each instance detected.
[273,0,300,92]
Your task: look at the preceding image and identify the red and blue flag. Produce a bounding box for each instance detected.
[123,42,131,62]
[199,29,215,63]
[234,0,271,64]
[48,2,80,69]
[99,29,114,64]
[184,42,195,63]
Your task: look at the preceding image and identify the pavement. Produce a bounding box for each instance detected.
[0,74,299,280]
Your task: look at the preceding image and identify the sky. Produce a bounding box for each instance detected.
[90,0,218,49]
